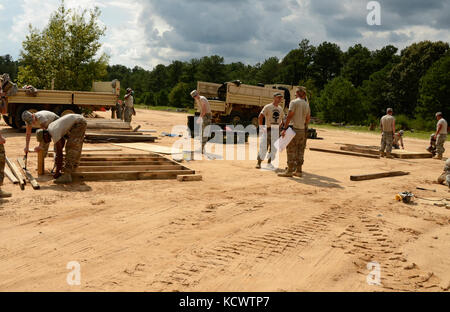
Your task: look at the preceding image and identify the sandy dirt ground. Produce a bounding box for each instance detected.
[0,108,449,292]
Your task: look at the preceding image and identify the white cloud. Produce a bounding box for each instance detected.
[0,4,4,10]
[2,0,450,70]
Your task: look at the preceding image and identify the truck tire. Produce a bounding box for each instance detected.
[14,104,30,129]
[2,115,12,127]
[54,105,81,117]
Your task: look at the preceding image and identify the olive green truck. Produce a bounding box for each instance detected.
[2,80,120,129]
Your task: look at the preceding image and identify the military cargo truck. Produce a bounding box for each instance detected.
[2,80,120,129]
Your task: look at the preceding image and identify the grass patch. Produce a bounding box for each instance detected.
[312,123,448,141]
[135,104,196,115]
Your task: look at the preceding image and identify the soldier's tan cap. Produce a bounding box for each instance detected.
[190,90,199,98]
[273,92,283,97]
[297,86,307,93]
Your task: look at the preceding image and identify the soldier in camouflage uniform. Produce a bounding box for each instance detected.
[36,114,87,184]
[437,158,450,189]
[0,83,12,198]
[278,87,311,178]
[380,108,396,158]
[434,112,448,160]
[191,90,212,154]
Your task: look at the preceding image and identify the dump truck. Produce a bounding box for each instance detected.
[2,80,120,129]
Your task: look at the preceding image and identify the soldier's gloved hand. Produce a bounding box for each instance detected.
[53,171,62,179]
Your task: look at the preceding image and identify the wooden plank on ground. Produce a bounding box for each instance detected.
[80,156,169,162]
[340,146,380,155]
[4,167,19,184]
[17,158,40,190]
[391,150,432,159]
[5,157,25,190]
[350,171,410,181]
[177,175,202,182]
[75,165,185,172]
[47,147,122,157]
[85,133,156,143]
[72,170,196,181]
[113,143,184,155]
[309,148,380,159]
[79,160,173,166]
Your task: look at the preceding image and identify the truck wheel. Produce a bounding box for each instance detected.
[2,115,12,127]
[54,105,81,117]
[14,104,31,129]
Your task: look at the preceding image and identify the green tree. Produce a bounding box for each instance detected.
[18,1,108,90]
[168,82,193,108]
[0,55,19,81]
[310,42,343,90]
[341,44,373,87]
[255,57,280,84]
[317,77,364,124]
[195,55,226,83]
[279,39,315,85]
[360,64,395,119]
[388,41,449,116]
[417,53,450,118]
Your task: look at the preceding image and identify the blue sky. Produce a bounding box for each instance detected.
[0,0,449,70]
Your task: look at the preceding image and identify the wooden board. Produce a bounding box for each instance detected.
[177,175,203,182]
[79,160,173,166]
[309,148,380,159]
[340,144,432,159]
[4,167,19,184]
[340,146,380,156]
[72,170,196,181]
[85,133,156,143]
[390,150,432,159]
[17,158,40,190]
[47,147,122,157]
[75,165,185,172]
[350,171,410,181]
[113,143,185,155]
[5,156,26,190]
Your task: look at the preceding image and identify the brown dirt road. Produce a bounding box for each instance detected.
[0,109,449,292]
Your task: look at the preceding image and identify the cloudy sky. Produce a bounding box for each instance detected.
[0,0,449,69]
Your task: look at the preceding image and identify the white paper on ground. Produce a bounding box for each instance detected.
[274,128,296,152]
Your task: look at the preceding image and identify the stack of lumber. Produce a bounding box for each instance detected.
[338,144,432,159]
[72,153,198,181]
[85,119,157,143]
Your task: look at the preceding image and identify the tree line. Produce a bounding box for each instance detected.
[0,3,449,131]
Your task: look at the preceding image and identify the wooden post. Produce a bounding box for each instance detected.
[38,150,45,176]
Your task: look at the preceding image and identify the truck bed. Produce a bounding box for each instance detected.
[8,89,116,107]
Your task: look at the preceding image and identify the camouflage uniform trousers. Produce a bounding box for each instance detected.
[286,128,308,172]
[380,131,394,154]
[257,128,278,163]
[436,134,447,157]
[438,159,450,187]
[201,113,212,151]
[0,144,5,186]
[63,120,87,174]
[123,106,133,123]
[116,102,123,120]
